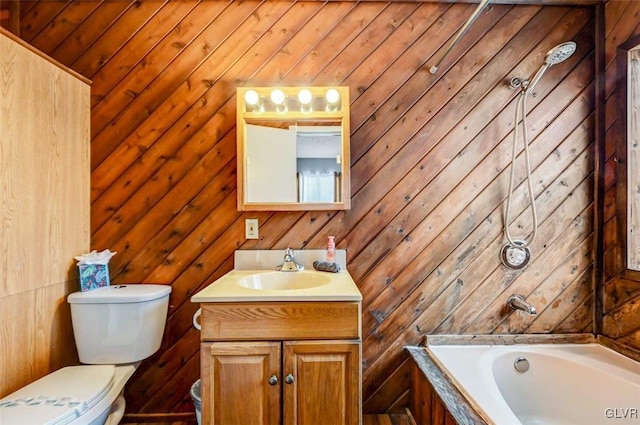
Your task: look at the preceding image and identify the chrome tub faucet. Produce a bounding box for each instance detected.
[276,248,304,272]
[507,294,537,315]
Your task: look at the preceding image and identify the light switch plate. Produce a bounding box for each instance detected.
[245,218,259,239]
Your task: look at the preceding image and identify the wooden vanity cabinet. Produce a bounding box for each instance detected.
[199,301,362,425]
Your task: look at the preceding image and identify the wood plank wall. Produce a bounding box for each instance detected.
[602,1,640,352]
[0,1,20,35]
[10,0,596,417]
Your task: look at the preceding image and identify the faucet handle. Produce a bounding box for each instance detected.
[284,247,294,260]
[277,248,304,271]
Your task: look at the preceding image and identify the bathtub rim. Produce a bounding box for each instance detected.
[406,345,490,425]
[406,333,640,425]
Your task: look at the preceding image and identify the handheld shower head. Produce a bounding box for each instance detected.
[525,41,577,94]
[545,41,577,65]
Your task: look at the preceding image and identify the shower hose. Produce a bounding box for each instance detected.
[504,90,538,249]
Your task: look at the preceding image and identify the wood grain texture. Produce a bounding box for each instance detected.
[363,415,396,425]
[0,1,19,35]
[8,0,598,415]
[201,302,361,341]
[0,28,90,397]
[0,281,79,396]
[284,340,361,425]
[0,29,90,298]
[202,341,281,425]
[119,413,413,425]
[601,1,640,357]
[407,347,481,425]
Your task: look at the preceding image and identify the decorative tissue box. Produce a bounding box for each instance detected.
[78,264,110,292]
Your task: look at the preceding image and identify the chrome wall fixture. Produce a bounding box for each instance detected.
[429,0,491,74]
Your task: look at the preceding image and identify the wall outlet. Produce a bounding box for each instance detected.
[245,218,259,239]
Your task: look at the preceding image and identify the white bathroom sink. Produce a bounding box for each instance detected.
[237,271,331,290]
[191,269,361,302]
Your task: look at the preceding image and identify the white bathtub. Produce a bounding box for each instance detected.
[427,343,640,425]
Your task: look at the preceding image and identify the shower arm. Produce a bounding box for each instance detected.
[429,0,491,75]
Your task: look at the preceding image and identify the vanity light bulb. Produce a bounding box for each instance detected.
[270,89,287,113]
[244,90,260,106]
[298,89,312,104]
[244,90,263,112]
[298,89,313,112]
[270,89,286,105]
[325,88,340,111]
[325,88,340,104]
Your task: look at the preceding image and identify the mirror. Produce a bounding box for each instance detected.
[236,87,350,211]
[617,35,640,275]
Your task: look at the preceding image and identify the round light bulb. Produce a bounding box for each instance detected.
[325,88,340,104]
[270,89,286,105]
[244,90,260,106]
[298,89,312,105]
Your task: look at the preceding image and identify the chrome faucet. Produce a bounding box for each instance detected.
[507,294,537,315]
[276,248,304,272]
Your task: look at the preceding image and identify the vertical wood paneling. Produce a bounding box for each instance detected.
[0,29,90,298]
[0,28,90,398]
[602,1,640,357]
[409,360,456,425]
[10,1,597,416]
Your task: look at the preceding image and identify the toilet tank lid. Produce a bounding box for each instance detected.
[0,365,114,425]
[68,284,172,304]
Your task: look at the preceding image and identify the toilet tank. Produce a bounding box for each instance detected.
[68,284,172,364]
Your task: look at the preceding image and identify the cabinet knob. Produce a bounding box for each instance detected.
[268,375,278,386]
[284,374,295,384]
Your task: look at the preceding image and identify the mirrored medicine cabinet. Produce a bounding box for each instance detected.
[236,86,351,211]
[617,35,640,275]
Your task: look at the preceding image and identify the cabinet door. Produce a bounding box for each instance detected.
[283,340,361,425]
[201,341,281,425]
[245,123,298,203]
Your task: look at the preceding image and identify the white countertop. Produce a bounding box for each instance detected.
[192,249,361,302]
[191,269,361,302]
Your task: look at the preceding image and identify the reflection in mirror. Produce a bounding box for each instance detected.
[237,87,350,211]
[296,125,342,203]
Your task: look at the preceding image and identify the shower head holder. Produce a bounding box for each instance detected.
[509,77,525,90]
[507,41,577,93]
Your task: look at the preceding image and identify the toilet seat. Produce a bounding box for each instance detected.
[0,365,115,425]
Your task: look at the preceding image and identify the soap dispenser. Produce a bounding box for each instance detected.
[326,236,336,263]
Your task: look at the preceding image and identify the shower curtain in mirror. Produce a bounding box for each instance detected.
[298,170,336,203]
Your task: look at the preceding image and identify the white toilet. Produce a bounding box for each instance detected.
[0,284,171,425]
